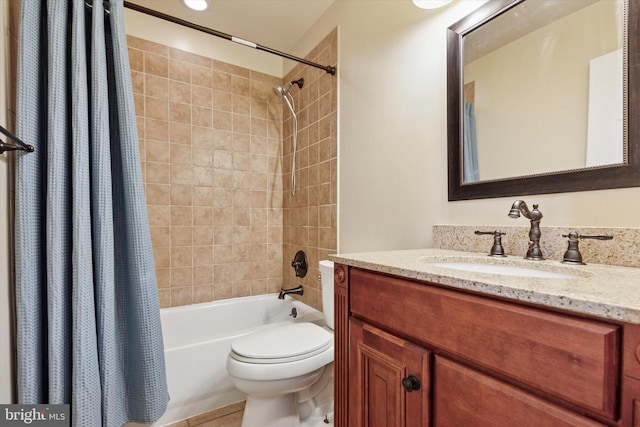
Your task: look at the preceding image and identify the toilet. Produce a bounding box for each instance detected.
[226,260,335,427]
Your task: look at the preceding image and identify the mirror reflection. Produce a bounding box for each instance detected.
[462,0,626,183]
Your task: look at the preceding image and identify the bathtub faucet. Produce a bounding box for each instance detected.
[278,285,304,299]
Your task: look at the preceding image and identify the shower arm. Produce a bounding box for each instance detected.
[123,1,336,75]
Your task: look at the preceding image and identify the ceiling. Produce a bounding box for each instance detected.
[124,0,336,54]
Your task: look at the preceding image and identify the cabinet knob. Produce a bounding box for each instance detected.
[401,374,421,392]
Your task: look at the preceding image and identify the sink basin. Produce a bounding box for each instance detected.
[427,262,573,278]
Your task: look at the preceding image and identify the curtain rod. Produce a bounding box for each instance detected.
[122,1,336,75]
[0,125,34,154]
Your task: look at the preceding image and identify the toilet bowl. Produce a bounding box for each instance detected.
[226,260,335,427]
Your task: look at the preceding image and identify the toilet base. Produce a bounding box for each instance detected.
[240,396,334,427]
[239,365,334,427]
[241,394,299,427]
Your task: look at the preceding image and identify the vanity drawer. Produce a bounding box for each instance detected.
[433,356,606,426]
[349,268,621,419]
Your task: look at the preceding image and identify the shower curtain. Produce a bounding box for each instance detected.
[463,101,480,182]
[14,1,169,426]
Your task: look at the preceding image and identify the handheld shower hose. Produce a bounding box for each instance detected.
[272,78,304,196]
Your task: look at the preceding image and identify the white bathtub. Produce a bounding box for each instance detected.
[154,294,325,426]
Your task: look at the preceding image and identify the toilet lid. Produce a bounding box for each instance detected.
[231,323,332,361]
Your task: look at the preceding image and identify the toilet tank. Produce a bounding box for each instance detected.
[319,260,334,330]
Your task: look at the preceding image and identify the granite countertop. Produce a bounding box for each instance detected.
[330,248,640,324]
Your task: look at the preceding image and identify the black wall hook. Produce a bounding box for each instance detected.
[0,125,34,155]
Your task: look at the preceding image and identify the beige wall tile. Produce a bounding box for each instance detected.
[146,183,170,205]
[193,285,214,304]
[171,246,193,267]
[193,266,213,286]
[135,31,336,308]
[192,65,213,88]
[171,226,193,247]
[193,186,214,206]
[170,47,211,67]
[170,164,193,185]
[171,206,193,226]
[171,286,192,306]
[213,111,233,131]
[128,35,167,55]
[145,74,168,99]
[146,141,170,164]
[170,102,191,124]
[171,268,193,288]
[193,226,213,245]
[145,95,168,121]
[145,52,168,78]
[128,48,143,72]
[193,126,214,147]
[193,86,213,108]
[170,144,192,165]
[231,76,250,96]
[193,106,213,128]
[146,162,170,184]
[146,118,168,141]
[213,90,232,112]
[212,70,232,92]
[169,80,191,104]
[153,247,171,269]
[170,122,191,144]
[170,184,193,206]
[169,59,191,83]
[279,30,338,310]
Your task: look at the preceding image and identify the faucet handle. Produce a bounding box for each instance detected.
[561,232,613,265]
[474,230,506,257]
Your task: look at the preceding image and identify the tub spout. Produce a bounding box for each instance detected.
[278,285,304,300]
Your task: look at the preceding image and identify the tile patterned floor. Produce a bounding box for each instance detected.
[165,402,245,427]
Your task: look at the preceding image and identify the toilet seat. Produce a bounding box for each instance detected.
[230,323,332,364]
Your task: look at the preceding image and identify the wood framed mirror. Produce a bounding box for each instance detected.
[447,0,639,201]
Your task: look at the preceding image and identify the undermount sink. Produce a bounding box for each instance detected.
[419,256,585,279]
[428,262,573,279]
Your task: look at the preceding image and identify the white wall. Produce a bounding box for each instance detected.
[124,8,283,77]
[0,0,14,403]
[291,0,640,254]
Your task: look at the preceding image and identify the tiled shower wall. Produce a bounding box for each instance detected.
[128,36,285,308]
[128,29,337,310]
[281,30,338,310]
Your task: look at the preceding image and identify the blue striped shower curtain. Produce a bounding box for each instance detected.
[14,1,169,425]
[463,101,479,182]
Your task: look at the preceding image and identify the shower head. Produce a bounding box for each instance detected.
[272,78,304,99]
[272,84,286,99]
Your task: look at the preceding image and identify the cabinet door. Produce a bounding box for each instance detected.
[433,356,606,427]
[349,318,430,427]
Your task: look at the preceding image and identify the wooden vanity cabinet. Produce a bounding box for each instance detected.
[333,264,640,427]
[349,318,430,427]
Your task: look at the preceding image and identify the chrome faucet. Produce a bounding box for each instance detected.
[278,284,304,299]
[508,200,544,260]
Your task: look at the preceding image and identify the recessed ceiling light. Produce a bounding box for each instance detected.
[183,0,208,11]
[412,0,453,9]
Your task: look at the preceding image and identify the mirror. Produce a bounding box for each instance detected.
[447,0,640,201]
